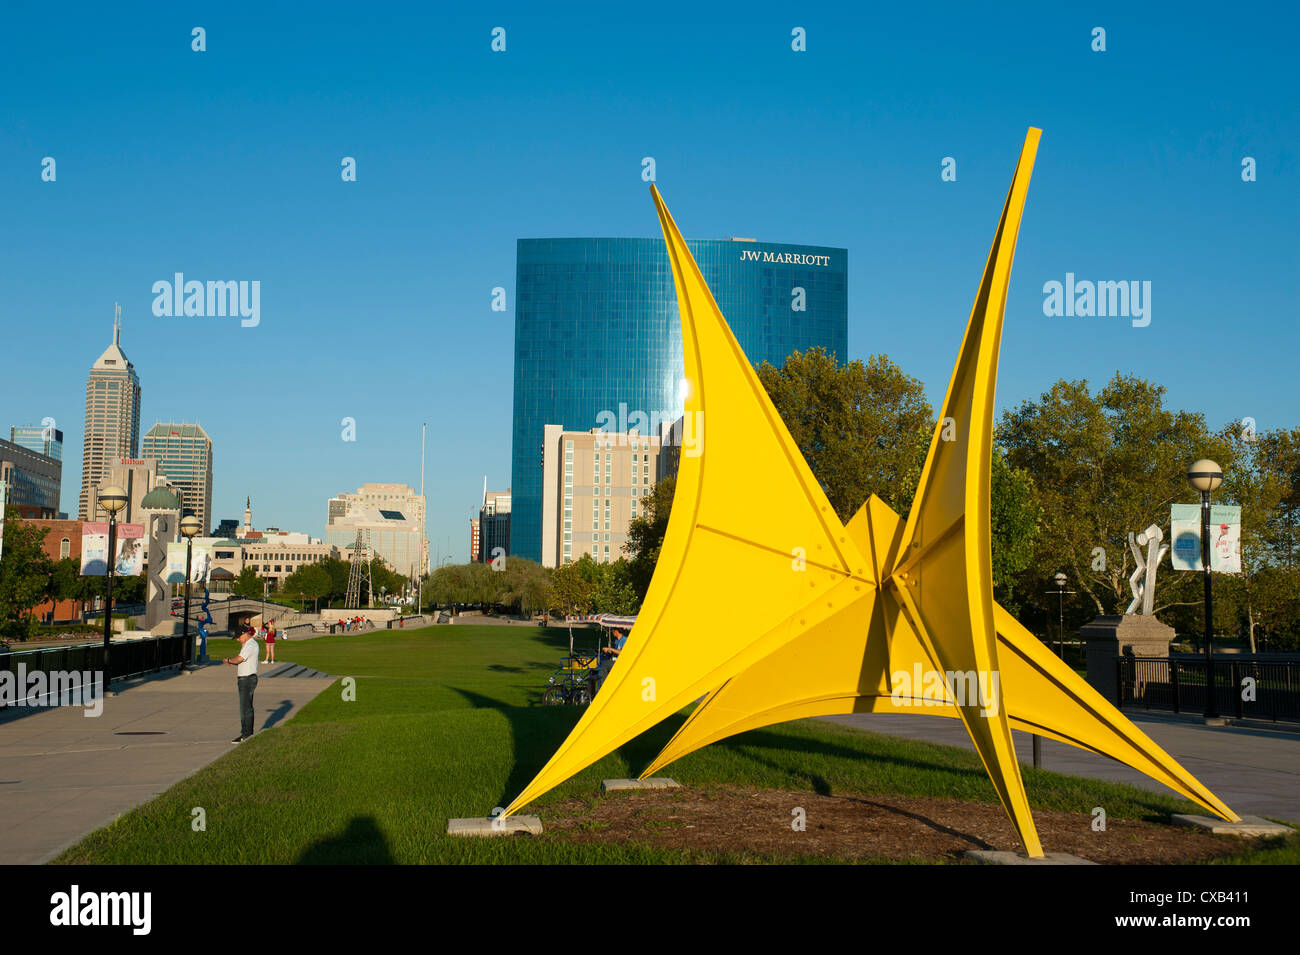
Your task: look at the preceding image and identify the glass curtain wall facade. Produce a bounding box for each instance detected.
[511,237,847,562]
[141,422,213,532]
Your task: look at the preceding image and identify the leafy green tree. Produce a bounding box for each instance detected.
[549,556,598,617]
[424,562,480,611]
[285,563,331,612]
[757,348,933,519]
[989,446,1042,615]
[48,557,89,605]
[1210,423,1300,649]
[113,573,145,604]
[997,374,1232,620]
[0,511,54,641]
[229,566,265,599]
[317,557,351,607]
[624,476,675,604]
[368,556,406,605]
[496,557,552,616]
[592,558,637,615]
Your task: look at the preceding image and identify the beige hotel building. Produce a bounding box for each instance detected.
[539,425,675,568]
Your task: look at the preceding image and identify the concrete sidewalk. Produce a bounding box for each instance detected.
[822,711,1300,824]
[0,660,335,864]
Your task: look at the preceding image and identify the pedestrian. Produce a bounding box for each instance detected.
[595,627,629,694]
[224,625,260,743]
[264,619,277,664]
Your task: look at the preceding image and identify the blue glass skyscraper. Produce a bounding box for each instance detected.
[511,237,848,562]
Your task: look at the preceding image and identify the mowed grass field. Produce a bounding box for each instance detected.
[53,624,1298,864]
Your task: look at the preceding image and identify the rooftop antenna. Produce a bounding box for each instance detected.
[113,302,121,345]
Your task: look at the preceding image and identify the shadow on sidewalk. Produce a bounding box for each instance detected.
[262,699,294,729]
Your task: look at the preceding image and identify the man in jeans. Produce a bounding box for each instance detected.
[224,625,259,743]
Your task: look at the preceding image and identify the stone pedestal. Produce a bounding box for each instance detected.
[1082,614,1176,704]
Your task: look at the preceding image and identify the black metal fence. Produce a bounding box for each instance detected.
[1118,656,1300,723]
[1,635,188,708]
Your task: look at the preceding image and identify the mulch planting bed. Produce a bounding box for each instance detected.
[541,785,1243,863]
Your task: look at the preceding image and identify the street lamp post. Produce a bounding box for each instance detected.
[1188,459,1224,720]
[180,515,202,668]
[1047,571,1077,661]
[98,486,129,678]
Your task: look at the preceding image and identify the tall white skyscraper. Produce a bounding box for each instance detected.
[79,304,142,520]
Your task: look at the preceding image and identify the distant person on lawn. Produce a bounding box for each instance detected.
[224,625,259,743]
[264,619,277,664]
[595,627,628,694]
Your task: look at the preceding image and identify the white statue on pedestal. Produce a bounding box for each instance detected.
[1125,524,1168,616]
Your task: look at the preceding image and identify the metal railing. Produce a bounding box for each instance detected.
[1117,656,1300,723]
[1,634,189,706]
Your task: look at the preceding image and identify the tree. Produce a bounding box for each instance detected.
[549,556,598,617]
[285,563,331,612]
[1211,424,1300,650]
[497,557,552,617]
[624,476,676,604]
[230,566,265,599]
[424,562,481,611]
[989,445,1042,615]
[757,348,933,519]
[48,557,89,606]
[592,558,637,615]
[317,557,351,607]
[368,556,406,605]
[113,573,145,605]
[0,511,54,641]
[997,373,1232,621]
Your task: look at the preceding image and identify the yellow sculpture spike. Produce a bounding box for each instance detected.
[886,127,1043,853]
[504,129,1239,855]
[502,184,873,816]
[642,497,1239,825]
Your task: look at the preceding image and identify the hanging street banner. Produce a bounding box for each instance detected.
[166,541,211,583]
[1210,505,1242,573]
[80,522,145,576]
[1169,504,1242,573]
[0,480,7,563]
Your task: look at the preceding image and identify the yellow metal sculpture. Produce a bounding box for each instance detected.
[504,129,1239,855]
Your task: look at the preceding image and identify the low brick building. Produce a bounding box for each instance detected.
[28,518,89,623]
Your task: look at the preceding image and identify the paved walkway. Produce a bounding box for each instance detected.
[0,660,335,864]
[822,712,1300,824]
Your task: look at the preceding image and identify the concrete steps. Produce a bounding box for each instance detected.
[262,662,332,679]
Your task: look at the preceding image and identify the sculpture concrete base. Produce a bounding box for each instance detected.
[602,778,680,792]
[964,850,1097,865]
[446,816,542,837]
[1171,814,1294,837]
[1083,614,1178,703]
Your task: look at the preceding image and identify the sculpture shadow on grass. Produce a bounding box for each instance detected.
[295,815,394,865]
[448,686,684,814]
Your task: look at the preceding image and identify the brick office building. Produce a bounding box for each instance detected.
[28,518,88,623]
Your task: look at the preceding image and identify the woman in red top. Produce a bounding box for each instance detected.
[264,619,277,664]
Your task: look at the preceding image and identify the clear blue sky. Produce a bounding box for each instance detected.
[2,2,1295,563]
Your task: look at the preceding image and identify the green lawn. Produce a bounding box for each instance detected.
[54,624,1298,864]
